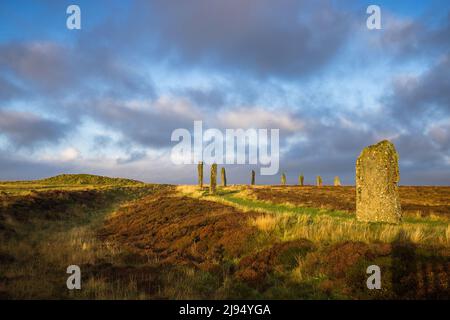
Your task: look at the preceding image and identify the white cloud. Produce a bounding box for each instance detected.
[61,147,81,161]
[219,107,304,132]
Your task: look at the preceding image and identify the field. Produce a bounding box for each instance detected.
[0,175,449,299]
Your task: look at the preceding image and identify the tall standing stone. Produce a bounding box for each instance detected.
[356,140,402,224]
[251,170,256,186]
[210,163,217,194]
[281,173,287,185]
[221,167,227,187]
[316,176,322,187]
[334,176,341,186]
[299,174,304,186]
[197,161,204,188]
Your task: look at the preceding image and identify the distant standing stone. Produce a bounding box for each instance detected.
[281,173,287,185]
[356,140,402,224]
[198,161,204,188]
[316,176,322,187]
[299,174,304,186]
[221,167,227,187]
[210,163,217,194]
[334,176,341,186]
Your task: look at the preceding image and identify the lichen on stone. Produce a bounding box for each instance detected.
[356,140,402,224]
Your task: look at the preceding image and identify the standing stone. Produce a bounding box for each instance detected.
[197,161,204,188]
[281,173,287,185]
[334,176,341,186]
[299,174,304,186]
[221,167,227,187]
[356,140,401,224]
[316,176,322,187]
[251,170,256,185]
[210,163,217,194]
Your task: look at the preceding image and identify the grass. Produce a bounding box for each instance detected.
[37,174,143,186]
[2,180,449,299]
[1,173,143,186]
[177,185,449,246]
[1,180,244,300]
[0,180,162,299]
[222,193,351,219]
[0,174,144,196]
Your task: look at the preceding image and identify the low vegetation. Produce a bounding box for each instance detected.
[176,185,449,299]
[0,175,448,299]
[0,175,166,299]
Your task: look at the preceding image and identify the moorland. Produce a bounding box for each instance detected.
[0,174,449,299]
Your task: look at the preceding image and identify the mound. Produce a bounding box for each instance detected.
[37,174,143,186]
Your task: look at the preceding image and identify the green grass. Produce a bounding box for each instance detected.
[222,194,352,220]
[0,174,145,196]
[213,187,448,226]
[210,187,449,227]
[37,174,143,186]
[0,174,143,186]
[178,186,449,246]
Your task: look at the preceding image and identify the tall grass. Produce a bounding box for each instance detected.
[0,185,161,299]
[249,214,447,244]
[177,185,449,246]
[446,224,450,242]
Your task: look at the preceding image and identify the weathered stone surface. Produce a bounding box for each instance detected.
[299,174,304,186]
[210,163,217,194]
[334,176,341,186]
[356,140,402,224]
[198,161,203,188]
[281,173,287,185]
[221,167,227,187]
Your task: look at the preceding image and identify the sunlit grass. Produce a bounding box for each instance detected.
[2,182,449,299]
[177,185,449,246]
[0,184,163,299]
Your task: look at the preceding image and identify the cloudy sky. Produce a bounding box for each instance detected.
[0,0,449,185]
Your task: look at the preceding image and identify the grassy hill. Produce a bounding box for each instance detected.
[37,174,143,186]
[0,174,145,195]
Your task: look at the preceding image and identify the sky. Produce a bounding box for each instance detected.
[0,0,449,185]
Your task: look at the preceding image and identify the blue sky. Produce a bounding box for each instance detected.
[0,0,449,185]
